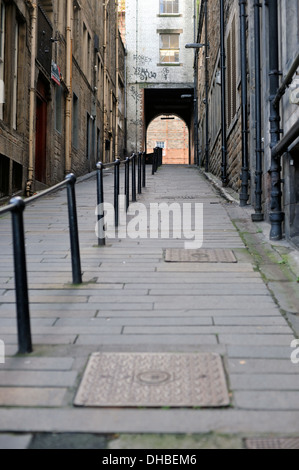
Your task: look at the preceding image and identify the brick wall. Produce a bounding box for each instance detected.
[147,116,189,165]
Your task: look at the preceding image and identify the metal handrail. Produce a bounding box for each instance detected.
[0,152,161,354]
[0,173,82,354]
[96,151,158,246]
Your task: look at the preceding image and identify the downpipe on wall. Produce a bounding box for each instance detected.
[267,0,284,240]
[239,0,250,207]
[251,0,264,221]
[220,0,228,187]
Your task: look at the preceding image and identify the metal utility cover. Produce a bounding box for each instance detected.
[74,352,230,408]
[245,438,299,449]
[165,248,237,263]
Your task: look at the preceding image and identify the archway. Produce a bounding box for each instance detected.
[147,115,189,165]
[143,87,194,164]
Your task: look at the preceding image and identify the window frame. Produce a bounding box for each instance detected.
[159,33,180,64]
[160,0,179,15]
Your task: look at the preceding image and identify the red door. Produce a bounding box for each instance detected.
[35,80,48,184]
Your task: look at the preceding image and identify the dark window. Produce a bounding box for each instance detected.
[12,161,22,194]
[0,154,9,198]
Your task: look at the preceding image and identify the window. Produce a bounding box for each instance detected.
[83,23,91,82]
[226,15,238,128]
[160,0,179,14]
[12,23,19,130]
[160,34,180,63]
[55,85,62,133]
[156,141,165,148]
[0,1,5,120]
[72,93,79,149]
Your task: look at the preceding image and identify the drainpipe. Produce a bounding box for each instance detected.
[103,0,108,162]
[252,0,264,221]
[204,0,209,173]
[239,0,250,207]
[26,1,37,196]
[65,0,72,174]
[220,0,228,186]
[268,0,284,240]
[115,1,119,159]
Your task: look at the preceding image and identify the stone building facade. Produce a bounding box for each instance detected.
[196,0,299,244]
[125,0,196,158]
[0,0,125,200]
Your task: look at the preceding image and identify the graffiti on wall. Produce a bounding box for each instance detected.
[133,67,157,81]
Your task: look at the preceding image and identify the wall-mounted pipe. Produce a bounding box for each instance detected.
[103,0,108,162]
[252,0,264,221]
[204,0,209,173]
[239,0,250,207]
[26,1,37,196]
[267,0,284,240]
[65,0,72,174]
[220,0,228,186]
[115,1,119,159]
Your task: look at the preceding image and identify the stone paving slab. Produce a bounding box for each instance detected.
[0,388,67,407]
[0,434,32,450]
[0,370,77,387]
[0,408,299,434]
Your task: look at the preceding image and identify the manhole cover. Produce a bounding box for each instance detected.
[165,249,237,263]
[245,438,299,449]
[74,353,230,408]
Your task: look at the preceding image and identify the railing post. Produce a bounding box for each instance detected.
[65,174,82,285]
[158,147,162,167]
[138,152,142,194]
[132,153,137,202]
[114,159,120,226]
[96,162,106,246]
[10,197,32,354]
[142,151,146,188]
[125,156,130,211]
[154,148,158,173]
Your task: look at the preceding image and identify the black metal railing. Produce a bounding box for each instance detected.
[0,150,162,354]
[96,152,150,246]
[0,174,82,354]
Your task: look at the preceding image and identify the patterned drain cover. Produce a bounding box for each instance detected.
[74,353,230,408]
[245,438,299,449]
[165,249,237,263]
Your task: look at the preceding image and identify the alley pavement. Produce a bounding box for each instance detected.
[0,164,299,449]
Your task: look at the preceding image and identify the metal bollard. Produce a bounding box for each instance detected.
[66,174,82,285]
[125,156,130,212]
[132,154,137,202]
[138,152,142,195]
[158,147,163,167]
[10,197,33,354]
[142,152,146,188]
[96,162,105,246]
[154,148,158,173]
[114,159,120,226]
